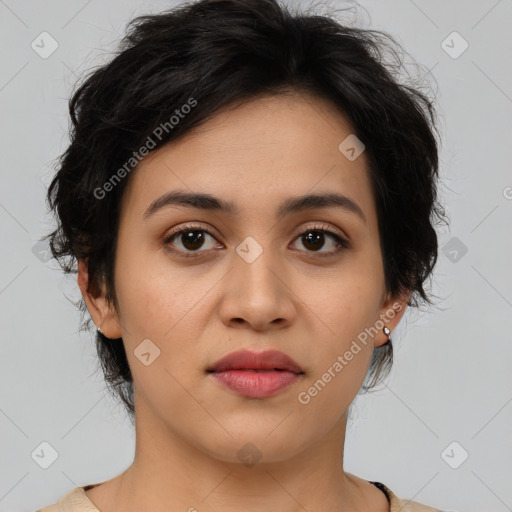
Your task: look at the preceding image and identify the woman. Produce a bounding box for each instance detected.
[38,0,448,510]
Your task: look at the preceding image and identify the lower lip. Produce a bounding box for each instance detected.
[210,370,302,398]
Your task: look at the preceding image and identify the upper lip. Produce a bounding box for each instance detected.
[208,349,304,374]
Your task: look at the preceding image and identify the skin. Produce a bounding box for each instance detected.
[78,90,411,512]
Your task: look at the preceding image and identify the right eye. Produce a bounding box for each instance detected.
[163,224,221,257]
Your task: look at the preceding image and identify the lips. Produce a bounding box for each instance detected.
[207,349,304,399]
[207,349,304,374]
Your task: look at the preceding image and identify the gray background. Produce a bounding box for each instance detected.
[1,0,511,510]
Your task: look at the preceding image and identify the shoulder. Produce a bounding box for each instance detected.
[36,486,100,512]
[393,496,443,512]
[371,481,443,512]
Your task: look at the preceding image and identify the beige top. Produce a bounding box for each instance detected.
[36,481,442,511]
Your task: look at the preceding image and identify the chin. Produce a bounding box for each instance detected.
[198,429,308,467]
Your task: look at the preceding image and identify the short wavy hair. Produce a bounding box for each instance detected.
[45,0,446,420]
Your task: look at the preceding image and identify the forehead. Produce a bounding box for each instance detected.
[121,92,376,225]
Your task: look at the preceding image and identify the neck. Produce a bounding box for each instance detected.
[104,401,371,512]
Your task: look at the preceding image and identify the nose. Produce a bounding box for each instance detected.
[218,248,296,332]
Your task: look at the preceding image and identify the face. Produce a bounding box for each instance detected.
[80,91,408,464]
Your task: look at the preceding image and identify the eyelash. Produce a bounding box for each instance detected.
[163,222,350,259]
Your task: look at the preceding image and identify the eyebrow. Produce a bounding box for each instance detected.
[143,189,366,223]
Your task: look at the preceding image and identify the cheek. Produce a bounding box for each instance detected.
[294,330,373,438]
[114,236,205,336]
[296,289,378,421]
[313,262,384,341]
[314,292,377,386]
[113,253,209,404]
[303,255,385,395]
[113,246,226,394]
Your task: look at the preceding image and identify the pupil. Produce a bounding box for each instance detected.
[182,230,204,250]
[303,231,324,251]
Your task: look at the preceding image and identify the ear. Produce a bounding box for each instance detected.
[373,289,412,347]
[77,258,123,339]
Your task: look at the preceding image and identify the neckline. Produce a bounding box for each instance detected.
[80,480,393,509]
[369,481,392,504]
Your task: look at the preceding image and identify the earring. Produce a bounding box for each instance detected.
[97,325,116,340]
[383,326,391,345]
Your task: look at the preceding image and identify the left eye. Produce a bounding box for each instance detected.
[291,228,349,255]
[163,224,348,258]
